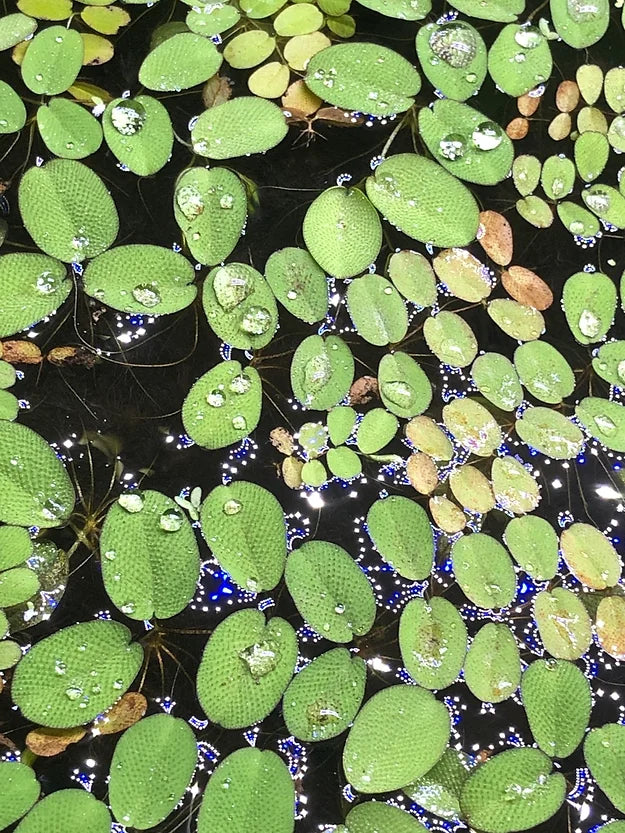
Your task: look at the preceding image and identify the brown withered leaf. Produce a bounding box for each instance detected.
[315,107,366,127]
[26,726,86,757]
[502,265,553,311]
[406,452,438,495]
[93,691,147,735]
[270,426,295,455]
[282,456,303,489]
[0,732,17,750]
[506,117,529,140]
[202,74,232,110]
[350,376,378,404]
[555,80,580,113]
[47,346,98,368]
[478,211,513,266]
[282,80,321,117]
[548,112,571,141]
[517,92,540,117]
[2,341,42,364]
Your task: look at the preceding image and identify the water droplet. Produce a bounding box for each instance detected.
[229,373,252,394]
[514,25,543,49]
[334,603,346,614]
[159,509,184,532]
[119,491,144,513]
[176,184,204,220]
[121,602,136,614]
[65,685,83,701]
[222,498,242,515]
[206,388,225,407]
[219,193,234,210]
[585,189,611,214]
[429,21,477,69]
[35,271,58,295]
[594,413,617,436]
[304,353,332,394]
[381,380,415,409]
[103,549,116,561]
[54,659,67,675]
[471,121,504,151]
[132,284,161,309]
[239,640,280,680]
[239,306,272,335]
[439,133,466,161]
[35,73,43,82]
[232,415,247,431]
[110,99,147,136]
[113,679,124,690]
[578,308,601,338]
[222,778,232,790]
[286,290,298,300]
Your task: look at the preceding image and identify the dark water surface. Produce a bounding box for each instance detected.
[2,1,625,832]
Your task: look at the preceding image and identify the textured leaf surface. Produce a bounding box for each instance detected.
[101,489,200,620]
[0,80,26,133]
[514,341,574,404]
[139,33,221,91]
[488,24,552,97]
[283,647,366,741]
[491,455,540,514]
[84,245,196,314]
[407,749,470,821]
[379,351,431,418]
[515,406,584,459]
[550,0,609,47]
[265,247,328,322]
[534,587,592,659]
[423,311,477,367]
[345,802,426,832]
[416,20,486,101]
[450,465,494,514]
[0,13,37,50]
[585,723,625,813]
[0,253,70,337]
[448,0,523,20]
[419,100,512,185]
[37,98,102,159]
[0,762,40,830]
[19,160,118,263]
[103,95,173,176]
[387,250,437,307]
[285,540,375,641]
[0,421,74,527]
[451,533,516,609]
[291,334,354,410]
[21,26,82,94]
[399,597,466,689]
[305,43,420,116]
[15,790,111,833]
[560,522,621,589]
[343,684,450,792]
[192,97,287,159]
[203,263,278,350]
[109,714,197,829]
[197,748,294,833]
[367,495,434,579]
[200,480,286,593]
[596,595,625,659]
[488,298,544,341]
[0,566,39,606]
[366,154,479,247]
[182,361,262,450]
[563,271,616,344]
[471,353,522,411]
[347,275,407,345]
[522,659,591,757]
[197,608,297,727]
[464,622,520,703]
[593,340,625,387]
[303,187,382,279]
[433,248,492,302]
[12,620,143,727]
[442,398,502,456]
[576,396,625,452]
[460,748,565,833]
[356,408,398,454]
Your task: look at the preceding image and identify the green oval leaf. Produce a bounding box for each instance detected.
[186,3,240,35]
[139,32,221,91]
[327,445,362,479]
[557,200,600,238]
[575,131,609,182]
[451,533,516,609]
[504,516,558,580]
[84,245,196,314]
[367,495,434,579]
[327,405,357,445]
[109,714,197,829]
[200,480,286,593]
[560,522,621,588]
[433,248,492,302]
[585,723,625,813]
[387,250,437,307]
[15,790,111,833]
[576,396,625,451]
[593,340,625,387]
[21,26,83,95]
[583,184,625,228]
[347,275,408,345]
[491,455,540,514]
[179,173,244,262]
[19,160,119,263]
[100,489,200,620]
[182,360,262,450]
[103,95,173,176]
[550,0,609,47]
[345,802,426,832]
[290,334,354,410]
[488,24,552,97]
[0,81,27,133]
[356,407,398,454]
[343,684,450,792]
[379,351,432,418]
[448,0,523,21]
[285,540,375,641]
[416,20,486,101]
[192,97,287,159]
[563,270,617,344]
[0,253,70,337]
[459,748,566,833]
[488,298,545,341]
[197,607,297,728]
[423,311,478,367]
[305,43,420,116]
[197,748,295,833]
[0,762,40,830]
[265,247,328,323]
[399,596,467,689]
[464,622,520,703]
[37,97,102,160]
[419,100,512,185]
[407,748,470,821]
[12,620,143,727]
[471,353,522,411]
[283,647,366,741]
[514,341,575,404]
[533,587,592,659]
[0,421,75,527]
[522,659,591,758]
[0,13,37,50]
[443,398,502,456]
[302,187,382,279]
[512,154,541,196]
[366,154,480,247]
[515,406,584,459]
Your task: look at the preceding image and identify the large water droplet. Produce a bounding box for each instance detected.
[119,491,144,513]
[429,21,477,69]
[176,184,204,221]
[382,380,415,409]
[439,133,465,161]
[232,415,247,431]
[132,284,161,309]
[239,640,280,680]
[36,271,58,295]
[110,99,147,136]
[594,413,617,436]
[206,388,225,407]
[304,353,332,394]
[471,121,504,151]
[239,306,272,335]
[223,498,242,515]
[229,373,252,394]
[578,308,601,338]
[514,25,543,49]
[159,509,184,532]
[65,685,83,701]
[213,265,253,312]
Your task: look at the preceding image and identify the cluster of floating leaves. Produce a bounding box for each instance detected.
[3,0,625,832]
